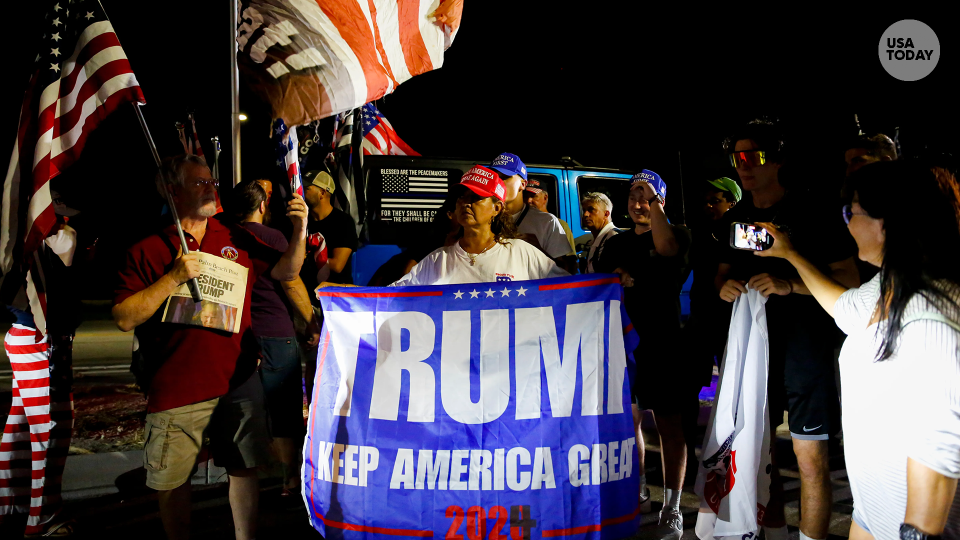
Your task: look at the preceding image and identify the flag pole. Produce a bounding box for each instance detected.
[230,0,242,187]
[211,136,221,181]
[132,103,203,302]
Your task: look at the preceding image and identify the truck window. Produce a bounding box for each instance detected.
[576,176,633,230]
[526,173,559,217]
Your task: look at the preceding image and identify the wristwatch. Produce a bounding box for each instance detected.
[648,194,664,206]
[900,523,941,540]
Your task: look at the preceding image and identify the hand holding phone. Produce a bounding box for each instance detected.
[730,222,774,251]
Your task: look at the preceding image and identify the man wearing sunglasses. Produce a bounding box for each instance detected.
[715,121,860,540]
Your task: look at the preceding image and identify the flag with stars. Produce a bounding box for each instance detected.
[1,0,145,333]
[306,274,641,540]
[359,103,418,158]
[272,118,303,198]
[358,102,433,214]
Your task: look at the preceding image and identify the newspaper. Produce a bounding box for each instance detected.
[161,251,249,333]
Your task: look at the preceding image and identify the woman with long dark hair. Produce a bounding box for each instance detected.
[392,165,567,286]
[755,160,960,540]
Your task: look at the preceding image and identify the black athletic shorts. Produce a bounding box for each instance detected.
[766,302,842,440]
[631,325,700,415]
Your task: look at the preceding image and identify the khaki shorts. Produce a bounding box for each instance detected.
[143,373,271,491]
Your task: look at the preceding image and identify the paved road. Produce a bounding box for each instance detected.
[0,319,134,387]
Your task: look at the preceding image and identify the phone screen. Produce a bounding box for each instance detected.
[731,222,773,251]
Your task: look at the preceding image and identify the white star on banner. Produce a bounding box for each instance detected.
[485,289,495,298]
[469,290,479,298]
[500,287,511,297]
[52,17,61,26]
[85,11,94,20]
[516,286,528,296]
[54,3,61,11]
[275,126,283,135]
[51,48,60,57]
[50,63,60,72]
[454,290,464,299]
[51,33,60,41]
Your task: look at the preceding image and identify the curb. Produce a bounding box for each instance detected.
[62,451,227,500]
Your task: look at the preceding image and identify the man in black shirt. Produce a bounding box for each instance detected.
[302,170,359,294]
[716,121,859,540]
[595,171,691,536]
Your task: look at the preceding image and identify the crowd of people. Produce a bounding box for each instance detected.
[3,119,958,540]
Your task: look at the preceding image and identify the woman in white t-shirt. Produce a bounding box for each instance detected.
[755,161,960,540]
[392,165,568,286]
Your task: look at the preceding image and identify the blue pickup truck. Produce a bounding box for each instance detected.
[352,156,692,315]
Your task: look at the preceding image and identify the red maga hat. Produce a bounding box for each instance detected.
[460,165,506,201]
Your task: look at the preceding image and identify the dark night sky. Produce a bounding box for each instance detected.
[2,2,956,297]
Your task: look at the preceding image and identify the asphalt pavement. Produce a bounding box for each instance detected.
[0,318,135,388]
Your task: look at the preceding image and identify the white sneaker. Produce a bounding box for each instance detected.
[657,509,683,539]
[639,488,652,513]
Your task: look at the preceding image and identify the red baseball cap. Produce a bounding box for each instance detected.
[460,165,506,202]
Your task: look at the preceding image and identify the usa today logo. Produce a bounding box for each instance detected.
[879,20,940,81]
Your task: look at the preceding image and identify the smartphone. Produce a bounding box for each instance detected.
[729,222,774,251]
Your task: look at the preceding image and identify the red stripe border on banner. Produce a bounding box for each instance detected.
[313,509,434,537]
[317,291,443,298]
[538,277,620,291]
[540,506,640,537]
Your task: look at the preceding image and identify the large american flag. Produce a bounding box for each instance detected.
[272,118,303,198]
[0,0,145,332]
[237,0,462,125]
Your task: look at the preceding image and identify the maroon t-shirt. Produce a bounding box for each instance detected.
[114,216,280,413]
[241,222,297,338]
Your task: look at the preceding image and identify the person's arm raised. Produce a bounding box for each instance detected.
[754,222,849,318]
[271,195,308,281]
[112,252,200,332]
[280,277,320,347]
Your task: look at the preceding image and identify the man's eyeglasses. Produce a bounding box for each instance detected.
[842,204,869,224]
[193,179,219,189]
[728,150,767,169]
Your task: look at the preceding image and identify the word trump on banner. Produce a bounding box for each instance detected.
[305,275,641,540]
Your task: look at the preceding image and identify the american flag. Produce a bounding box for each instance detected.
[1,0,145,333]
[360,103,419,157]
[237,0,462,125]
[272,118,303,198]
[381,170,448,212]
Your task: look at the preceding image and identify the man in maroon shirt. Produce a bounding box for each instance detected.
[112,155,307,540]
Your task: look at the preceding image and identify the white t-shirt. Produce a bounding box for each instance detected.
[512,205,575,258]
[833,274,960,539]
[390,238,569,286]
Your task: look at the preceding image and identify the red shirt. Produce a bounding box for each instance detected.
[114,216,280,412]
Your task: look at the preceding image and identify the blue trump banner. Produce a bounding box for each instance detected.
[305,275,640,540]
